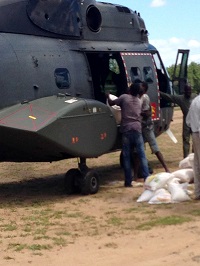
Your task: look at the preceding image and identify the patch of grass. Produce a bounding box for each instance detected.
[107,216,123,226]
[8,243,27,252]
[23,225,32,233]
[189,210,200,216]
[19,233,31,237]
[83,215,96,223]
[104,242,118,249]
[5,234,17,239]
[3,256,15,260]
[34,228,47,235]
[136,215,192,230]
[88,227,99,236]
[1,222,17,231]
[123,207,140,213]
[105,210,118,215]
[55,230,71,237]
[64,211,83,218]
[28,244,52,251]
[51,211,64,219]
[52,237,67,246]
[33,235,50,241]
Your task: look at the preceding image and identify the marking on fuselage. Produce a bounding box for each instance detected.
[65,99,78,104]
[29,115,37,120]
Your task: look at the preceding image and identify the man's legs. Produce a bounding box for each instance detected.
[132,152,140,180]
[192,133,200,199]
[133,131,149,180]
[155,151,170,172]
[183,121,191,158]
[122,132,133,186]
[143,127,169,172]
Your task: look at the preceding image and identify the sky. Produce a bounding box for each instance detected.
[98,0,200,67]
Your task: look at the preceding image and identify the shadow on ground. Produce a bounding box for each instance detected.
[0,163,124,204]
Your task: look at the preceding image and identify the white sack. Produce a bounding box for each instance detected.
[137,189,154,203]
[188,153,194,169]
[179,156,191,169]
[179,153,194,169]
[168,182,191,202]
[144,172,174,191]
[172,169,194,183]
[148,188,172,204]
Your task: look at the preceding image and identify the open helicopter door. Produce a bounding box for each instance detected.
[172,49,190,94]
[120,52,160,122]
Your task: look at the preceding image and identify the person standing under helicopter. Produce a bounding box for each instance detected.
[107,83,149,187]
[186,94,200,199]
[140,82,170,173]
[160,84,197,158]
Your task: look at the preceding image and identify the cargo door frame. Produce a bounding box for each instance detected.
[85,52,128,103]
[120,52,160,121]
[172,49,190,94]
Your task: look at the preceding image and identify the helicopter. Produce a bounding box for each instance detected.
[0,0,189,195]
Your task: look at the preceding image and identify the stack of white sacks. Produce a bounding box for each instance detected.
[137,153,194,204]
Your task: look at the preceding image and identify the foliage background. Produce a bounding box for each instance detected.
[167,62,200,93]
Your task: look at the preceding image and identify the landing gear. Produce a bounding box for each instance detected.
[64,158,100,195]
[81,170,99,195]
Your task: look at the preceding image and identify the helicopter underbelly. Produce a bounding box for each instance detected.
[0,96,117,162]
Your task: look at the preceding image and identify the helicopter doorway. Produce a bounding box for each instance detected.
[120,52,160,121]
[85,52,127,103]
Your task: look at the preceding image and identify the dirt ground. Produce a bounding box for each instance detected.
[0,109,200,266]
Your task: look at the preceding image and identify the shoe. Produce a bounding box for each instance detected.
[124,184,133,187]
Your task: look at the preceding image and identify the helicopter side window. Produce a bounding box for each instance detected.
[143,67,153,83]
[130,67,142,83]
[152,52,171,107]
[54,68,71,89]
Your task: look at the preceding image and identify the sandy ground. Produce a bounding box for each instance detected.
[0,109,200,266]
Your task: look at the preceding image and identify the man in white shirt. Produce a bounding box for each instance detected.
[186,94,200,199]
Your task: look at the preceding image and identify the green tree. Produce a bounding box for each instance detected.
[166,64,175,79]
[167,62,200,94]
[188,62,200,93]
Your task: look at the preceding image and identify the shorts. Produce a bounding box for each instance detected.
[142,126,159,154]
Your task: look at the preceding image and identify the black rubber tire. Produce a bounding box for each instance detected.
[81,170,100,195]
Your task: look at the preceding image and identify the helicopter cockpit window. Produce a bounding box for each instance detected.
[143,67,153,83]
[152,52,171,107]
[54,68,71,89]
[130,67,142,83]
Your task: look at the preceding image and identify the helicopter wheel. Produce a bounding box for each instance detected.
[64,168,82,195]
[81,169,100,195]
